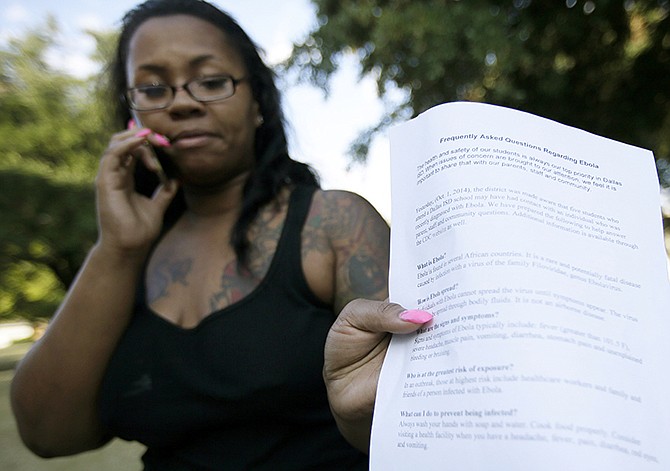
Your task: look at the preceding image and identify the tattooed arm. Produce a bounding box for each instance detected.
[303,189,390,314]
[329,192,390,312]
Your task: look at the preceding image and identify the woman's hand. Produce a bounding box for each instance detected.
[95,127,178,254]
[323,299,432,452]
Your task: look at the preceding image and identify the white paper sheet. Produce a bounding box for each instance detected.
[371,102,670,470]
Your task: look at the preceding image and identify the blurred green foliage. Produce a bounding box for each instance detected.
[0,19,118,323]
[288,0,670,178]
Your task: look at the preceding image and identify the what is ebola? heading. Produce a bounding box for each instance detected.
[439,133,599,168]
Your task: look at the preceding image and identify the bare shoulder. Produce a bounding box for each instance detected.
[307,189,388,241]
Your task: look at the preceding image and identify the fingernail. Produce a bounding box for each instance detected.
[399,310,433,324]
[135,129,151,138]
[127,119,136,130]
[153,133,171,147]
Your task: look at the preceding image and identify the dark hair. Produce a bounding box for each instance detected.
[109,0,319,267]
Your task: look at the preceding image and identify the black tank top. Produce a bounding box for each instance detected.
[99,185,368,470]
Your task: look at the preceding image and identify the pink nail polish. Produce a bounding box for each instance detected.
[399,310,433,324]
[127,119,136,130]
[153,134,171,147]
[135,129,152,138]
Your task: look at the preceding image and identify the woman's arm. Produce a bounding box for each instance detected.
[310,189,391,313]
[10,129,177,457]
[12,245,147,456]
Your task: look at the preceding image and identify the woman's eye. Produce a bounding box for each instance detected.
[200,77,229,90]
[141,86,169,98]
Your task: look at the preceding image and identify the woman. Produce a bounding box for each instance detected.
[10,0,431,469]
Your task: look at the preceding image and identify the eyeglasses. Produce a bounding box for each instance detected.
[125,75,247,111]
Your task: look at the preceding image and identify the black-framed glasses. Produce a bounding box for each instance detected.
[125,75,247,111]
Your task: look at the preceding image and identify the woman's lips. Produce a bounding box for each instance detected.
[171,131,217,149]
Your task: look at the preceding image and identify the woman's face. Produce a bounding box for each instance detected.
[126,15,261,188]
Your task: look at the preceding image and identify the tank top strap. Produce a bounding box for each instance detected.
[270,184,327,308]
[284,184,317,243]
[274,184,317,268]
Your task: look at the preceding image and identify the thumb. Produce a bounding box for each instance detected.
[151,179,180,210]
[335,299,433,336]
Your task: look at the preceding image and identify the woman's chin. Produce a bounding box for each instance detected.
[179,170,251,195]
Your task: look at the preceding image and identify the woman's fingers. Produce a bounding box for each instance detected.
[99,128,171,185]
[324,299,432,384]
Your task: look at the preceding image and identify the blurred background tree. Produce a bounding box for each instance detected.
[0,18,117,323]
[287,0,670,183]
